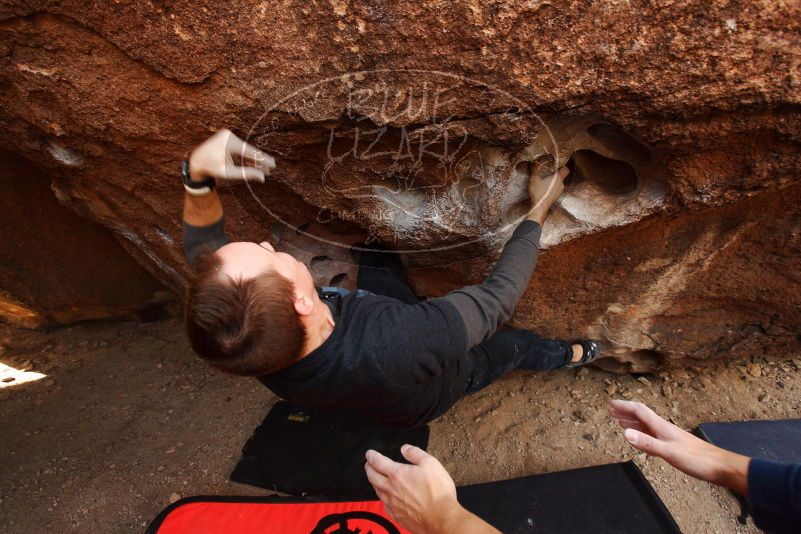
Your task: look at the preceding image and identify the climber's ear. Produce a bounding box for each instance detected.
[294,294,314,316]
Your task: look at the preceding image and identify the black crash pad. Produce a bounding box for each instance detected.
[458,461,680,533]
[230,401,429,497]
[697,418,801,464]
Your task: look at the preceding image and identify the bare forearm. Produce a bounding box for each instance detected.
[183,149,223,225]
[428,504,500,534]
[182,191,223,226]
[710,449,750,497]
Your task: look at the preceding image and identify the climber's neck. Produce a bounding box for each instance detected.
[298,296,335,359]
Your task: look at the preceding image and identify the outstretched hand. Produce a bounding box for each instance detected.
[609,400,750,496]
[527,161,569,225]
[188,129,276,183]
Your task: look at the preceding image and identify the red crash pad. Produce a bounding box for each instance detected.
[147,497,408,534]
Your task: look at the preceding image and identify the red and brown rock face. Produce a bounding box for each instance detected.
[0,1,799,369]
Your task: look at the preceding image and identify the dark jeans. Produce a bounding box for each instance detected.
[357,250,572,396]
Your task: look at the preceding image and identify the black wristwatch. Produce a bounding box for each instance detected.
[181,159,216,196]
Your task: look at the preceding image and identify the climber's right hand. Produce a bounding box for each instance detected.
[188,129,276,184]
[527,162,569,225]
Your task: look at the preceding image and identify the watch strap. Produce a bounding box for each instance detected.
[181,159,216,195]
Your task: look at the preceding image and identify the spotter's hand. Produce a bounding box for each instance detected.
[609,400,750,496]
[365,445,459,534]
[188,129,276,184]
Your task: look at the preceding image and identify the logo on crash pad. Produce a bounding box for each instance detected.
[309,511,400,534]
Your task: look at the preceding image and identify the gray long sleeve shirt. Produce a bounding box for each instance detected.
[185,218,542,426]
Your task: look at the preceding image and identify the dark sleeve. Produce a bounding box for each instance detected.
[748,458,801,533]
[183,217,231,266]
[439,220,542,348]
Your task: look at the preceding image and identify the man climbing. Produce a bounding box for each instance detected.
[182,129,602,427]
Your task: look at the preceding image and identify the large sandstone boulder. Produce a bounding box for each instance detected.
[0,1,799,369]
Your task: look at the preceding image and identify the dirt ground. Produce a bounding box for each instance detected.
[0,318,799,533]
